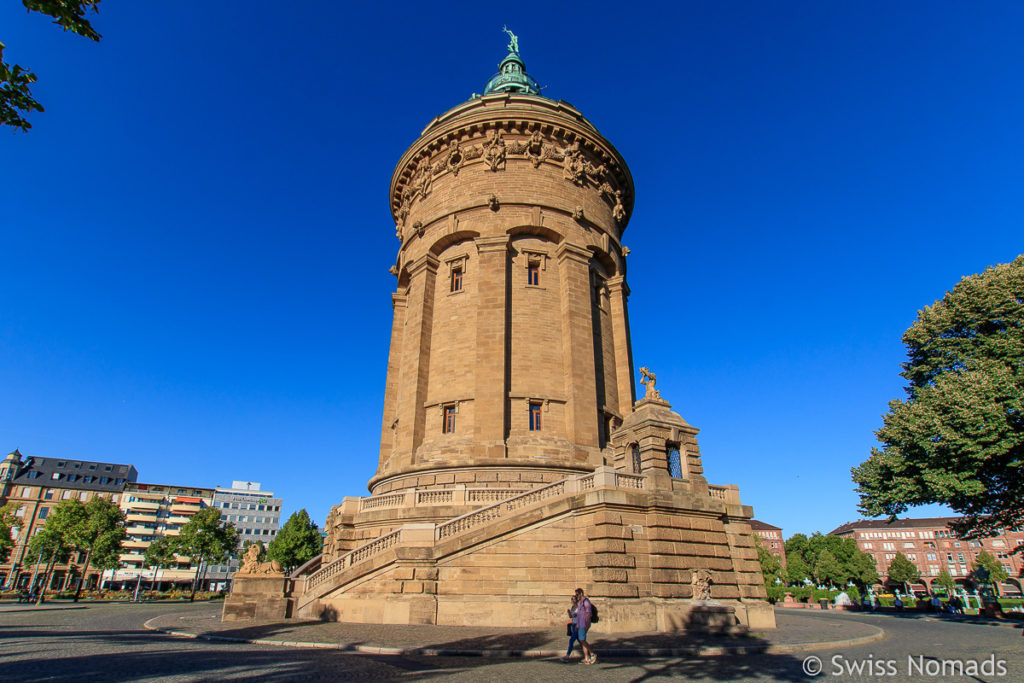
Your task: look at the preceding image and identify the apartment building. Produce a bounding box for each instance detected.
[830,517,1024,595]
[0,449,137,590]
[102,482,215,589]
[750,519,787,569]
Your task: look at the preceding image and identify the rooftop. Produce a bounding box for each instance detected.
[749,519,782,531]
[8,453,137,493]
[829,517,961,535]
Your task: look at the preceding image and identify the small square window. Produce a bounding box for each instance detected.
[451,268,463,293]
[443,405,456,433]
[527,262,540,286]
[529,402,542,431]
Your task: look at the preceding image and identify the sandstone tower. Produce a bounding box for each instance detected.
[231,35,774,631]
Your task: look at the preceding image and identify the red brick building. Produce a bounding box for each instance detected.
[750,519,787,569]
[830,517,1023,595]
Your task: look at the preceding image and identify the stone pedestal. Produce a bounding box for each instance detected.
[222,575,289,622]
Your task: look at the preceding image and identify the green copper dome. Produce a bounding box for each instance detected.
[483,29,541,96]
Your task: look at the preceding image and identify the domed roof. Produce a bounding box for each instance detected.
[483,29,541,96]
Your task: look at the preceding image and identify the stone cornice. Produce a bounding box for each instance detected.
[390,95,634,231]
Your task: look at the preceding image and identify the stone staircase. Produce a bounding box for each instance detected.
[292,467,652,612]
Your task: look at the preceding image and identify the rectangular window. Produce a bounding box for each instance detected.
[44,489,54,500]
[38,507,49,520]
[529,402,542,431]
[443,405,456,433]
[451,267,463,292]
[527,262,540,286]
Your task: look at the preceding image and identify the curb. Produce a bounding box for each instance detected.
[142,616,886,658]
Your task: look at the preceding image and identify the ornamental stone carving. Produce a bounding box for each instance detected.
[639,366,660,400]
[391,116,633,234]
[483,130,507,172]
[691,568,713,601]
[238,544,285,576]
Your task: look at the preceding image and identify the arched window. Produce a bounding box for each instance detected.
[667,445,683,479]
[631,444,641,473]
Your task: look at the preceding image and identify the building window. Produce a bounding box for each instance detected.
[38,507,49,520]
[443,405,456,433]
[44,489,54,500]
[529,402,542,431]
[527,262,540,286]
[451,267,463,292]
[667,446,682,479]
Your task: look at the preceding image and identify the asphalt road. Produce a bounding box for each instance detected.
[0,602,1020,681]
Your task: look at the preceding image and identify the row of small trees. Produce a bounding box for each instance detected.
[756,530,1013,596]
[0,499,323,603]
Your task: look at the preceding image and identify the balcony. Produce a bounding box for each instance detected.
[125,525,156,535]
[169,503,201,516]
[166,515,191,525]
[123,539,150,550]
[124,501,160,512]
[120,552,145,563]
[125,513,158,523]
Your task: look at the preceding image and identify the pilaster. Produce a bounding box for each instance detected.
[379,292,408,472]
[395,255,438,466]
[557,242,599,455]
[473,236,510,458]
[606,276,635,418]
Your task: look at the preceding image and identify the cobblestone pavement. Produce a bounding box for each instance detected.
[145,606,882,655]
[0,601,1021,681]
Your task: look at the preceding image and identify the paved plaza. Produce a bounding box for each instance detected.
[0,602,1021,681]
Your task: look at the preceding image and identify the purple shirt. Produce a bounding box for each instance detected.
[576,597,592,630]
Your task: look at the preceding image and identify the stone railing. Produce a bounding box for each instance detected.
[302,467,648,595]
[305,529,402,592]
[360,493,405,510]
[708,484,741,504]
[357,486,529,512]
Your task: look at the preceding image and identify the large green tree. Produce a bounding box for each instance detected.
[266,509,322,573]
[847,549,880,588]
[971,550,1009,596]
[813,549,845,588]
[0,503,20,563]
[26,499,87,602]
[853,256,1024,541]
[171,507,238,601]
[886,552,921,593]
[1,1,101,132]
[143,536,177,591]
[934,567,956,596]
[70,496,125,601]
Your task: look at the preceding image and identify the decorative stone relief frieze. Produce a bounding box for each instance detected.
[393,124,631,229]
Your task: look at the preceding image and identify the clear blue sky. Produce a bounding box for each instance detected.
[2,2,1021,538]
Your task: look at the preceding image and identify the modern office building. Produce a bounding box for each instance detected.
[206,481,283,588]
[0,448,137,590]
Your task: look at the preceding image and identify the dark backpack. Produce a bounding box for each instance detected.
[589,600,599,623]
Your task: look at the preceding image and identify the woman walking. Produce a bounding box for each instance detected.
[559,594,579,663]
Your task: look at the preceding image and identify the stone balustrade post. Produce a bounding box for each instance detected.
[404,489,417,509]
[399,522,438,546]
[452,484,467,506]
[591,465,617,489]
